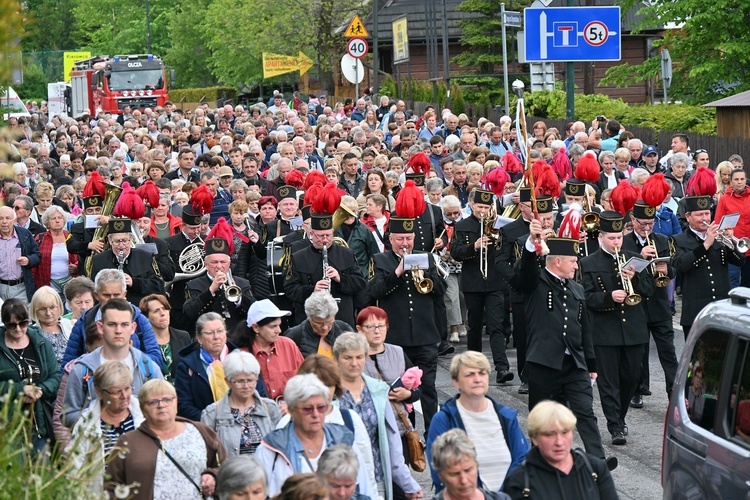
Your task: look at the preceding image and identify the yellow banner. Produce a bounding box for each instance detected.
[262,52,314,79]
[392,17,409,64]
[63,51,91,82]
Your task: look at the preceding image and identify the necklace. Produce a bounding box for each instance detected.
[154,220,169,229]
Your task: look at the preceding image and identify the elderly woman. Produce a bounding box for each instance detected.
[216,455,268,500]
[333,332,422,500]
[32,205,77,294]
[70,361,145,490]
[357,306,422,425]
[60,276,95,331]
[175,312,238,421]
[431,429,511,500]
[255,373,374,498]
[0,298,61,452]
[284,291,352,358]
[665,152,691,200]
[201,350,281,456]
[140,293,192,383]
[278,473,330,500]
[278,354,378,495]
[231,299,303,402]
[356,169,396,216]
[150,193,182,239]
[29,285,71,365]
[596,150,624,192]
[503,401,618,499]
[318,444,371,500]
[106,379,226,500]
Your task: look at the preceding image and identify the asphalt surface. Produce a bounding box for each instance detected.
[407,297,685,500]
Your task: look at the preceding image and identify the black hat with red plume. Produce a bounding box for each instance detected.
[205,218,234,255]
[191,184,214,217]
[574,152,601,184]
[406,151,431,176]
[610,181,640,217]
[136,180,160,209]
[113,182,145,221]
[395,180,426,218]
[82,171,106,208]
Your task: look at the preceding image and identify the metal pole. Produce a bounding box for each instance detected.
[373,0,379,96]
[441,0,451,108]
[145,0,152,53]
[565,0,574,120]
[501,4,510,115]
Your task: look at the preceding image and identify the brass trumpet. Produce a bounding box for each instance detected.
[478,205,498,280]
[614,246,642,306]
[645,231,670,287]
[700,221,750,252]
[402,247,434,294]
[223,269,242,303]
[581,195,600,233]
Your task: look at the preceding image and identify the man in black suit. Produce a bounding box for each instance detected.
[513,220,606,462]
[451,188,513,384]
[284,213,366,327]
[164,148,200,183]
[581,211,654,446]
[90,218,165,307]
[184,237,255,336]
[671,195,745,339]
[135,209,176,283]
[165,207,205,330]
[621,200,678,408]
[497,189,555,393]
[368,217,447,433]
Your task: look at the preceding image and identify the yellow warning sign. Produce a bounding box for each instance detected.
[344,15,369,38]
[63,51,91,82]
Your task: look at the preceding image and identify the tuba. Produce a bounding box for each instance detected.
[84,183,122,276]
[614,246,642,306]
[332,203,356,231]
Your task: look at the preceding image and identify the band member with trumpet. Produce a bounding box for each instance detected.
[367,217,446,433]
[671,195,746,339]
[165,206,205,330]
[90,218,165,307]
[513,214,610,465]
[451,188,514,384]
[284,213,365,327]
[713,168,750,287]
[581,211,654,446]
[559,178,600,258]
[622,197,678,408]
[184,235,255,336]
[497,189,555,394]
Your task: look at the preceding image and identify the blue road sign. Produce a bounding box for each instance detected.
[523,7,621,62]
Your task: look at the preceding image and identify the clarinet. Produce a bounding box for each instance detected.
[322,244,331,290]
[117,250,125,271]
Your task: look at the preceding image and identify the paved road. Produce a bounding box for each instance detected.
[408,299,685,500]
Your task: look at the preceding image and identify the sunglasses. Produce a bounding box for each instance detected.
[5,320,29,330]
[297,404,329,416]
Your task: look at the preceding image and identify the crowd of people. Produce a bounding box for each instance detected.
[1,91,748,499]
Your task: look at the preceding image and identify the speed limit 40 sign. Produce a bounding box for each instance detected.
[347,38,369,59]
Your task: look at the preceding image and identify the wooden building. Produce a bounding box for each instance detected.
[359,0,661,104]
[704,90,750,138]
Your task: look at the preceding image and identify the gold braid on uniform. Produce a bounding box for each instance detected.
[368,258,376,282]
[514,240,522,261]
[152,257,162,279]
[280,245,291,270]
[284,248,294,281]
[668,238,676,257]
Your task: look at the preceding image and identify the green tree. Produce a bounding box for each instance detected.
[164,0,217,88]
[0,0,25,83]
[21,0,76,51]
[602,0,750,103]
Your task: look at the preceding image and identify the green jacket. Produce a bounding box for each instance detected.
[0,325,62,439]
[337,219,379,277]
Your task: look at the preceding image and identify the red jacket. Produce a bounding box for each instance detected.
[714,186,750,254]
[149,213,182,237]
[32,230,78,289]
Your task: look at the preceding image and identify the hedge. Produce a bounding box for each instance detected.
[168,86,237,104]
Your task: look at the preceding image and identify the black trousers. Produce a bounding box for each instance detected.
[511,300,527,382]
[434,291,448,343]
[464,290,509,372]
[637,320,679,395]
[401,343,438,435]
[682,323,692,341]
[595,344,645,436]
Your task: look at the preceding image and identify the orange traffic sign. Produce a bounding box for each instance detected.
[344,15,369,38]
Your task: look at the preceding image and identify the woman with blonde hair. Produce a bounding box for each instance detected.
[29,285,71,365]
[715,160,734,204]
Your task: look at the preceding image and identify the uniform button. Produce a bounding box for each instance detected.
[709,273,713,277]
[563,295,567,299]
[622,319,627,322]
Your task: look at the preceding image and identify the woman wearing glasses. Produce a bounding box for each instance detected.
[70,361,144,490]
[283,291,351,358]
[0,298,61,453]
[106,379,226,500]
[175,312,239,421]
[256,373,375,498]
[201,350,281,457]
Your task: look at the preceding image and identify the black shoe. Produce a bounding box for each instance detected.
[437,342,455,357]
[611,432,627,446]
[517,383,529,394]
[496,370,514,384]
[623,425,629,436]
[630,395,644,408]
[605,456,619,471]
[641,389,652,396]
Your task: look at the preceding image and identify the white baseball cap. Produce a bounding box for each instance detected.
[247,299,291,327]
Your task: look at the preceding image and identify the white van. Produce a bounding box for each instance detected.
[1,86,31,119]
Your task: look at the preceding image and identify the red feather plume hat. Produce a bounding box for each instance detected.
[641,173,671,207]
[311,182,345,216]
[136,180,160,209]
[206,218,234,254]
[190,184,214,216]
[304,170,327,191]
[485,167,510,197]
[406,151,431,175]
[113,182,145,220]
[686,166,716,197]
[502,151,522,176]
[536,164,561,198]
[285,169,305,190]
[610,181,640,217]
[395,180,426,218]
[82,171,106,198]
[574,153,601,183]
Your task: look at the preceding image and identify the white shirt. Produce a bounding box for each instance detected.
[456,398,512,490]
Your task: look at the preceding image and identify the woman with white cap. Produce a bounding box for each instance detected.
[231,299,304,405]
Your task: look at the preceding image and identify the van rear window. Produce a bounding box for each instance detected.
[726,339,750,447]
[685,329,730,431]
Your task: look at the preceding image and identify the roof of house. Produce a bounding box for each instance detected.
[704,89,750,108]
[360,0,653,44]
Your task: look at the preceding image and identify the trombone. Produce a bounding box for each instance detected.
[645,230,670,287]
[614,246,642,306]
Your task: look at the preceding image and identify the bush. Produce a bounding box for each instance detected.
[14,62,48,104]
[168,86,237,104]
[522,89,716,135]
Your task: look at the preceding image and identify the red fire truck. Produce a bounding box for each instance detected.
[68,54,171,116]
